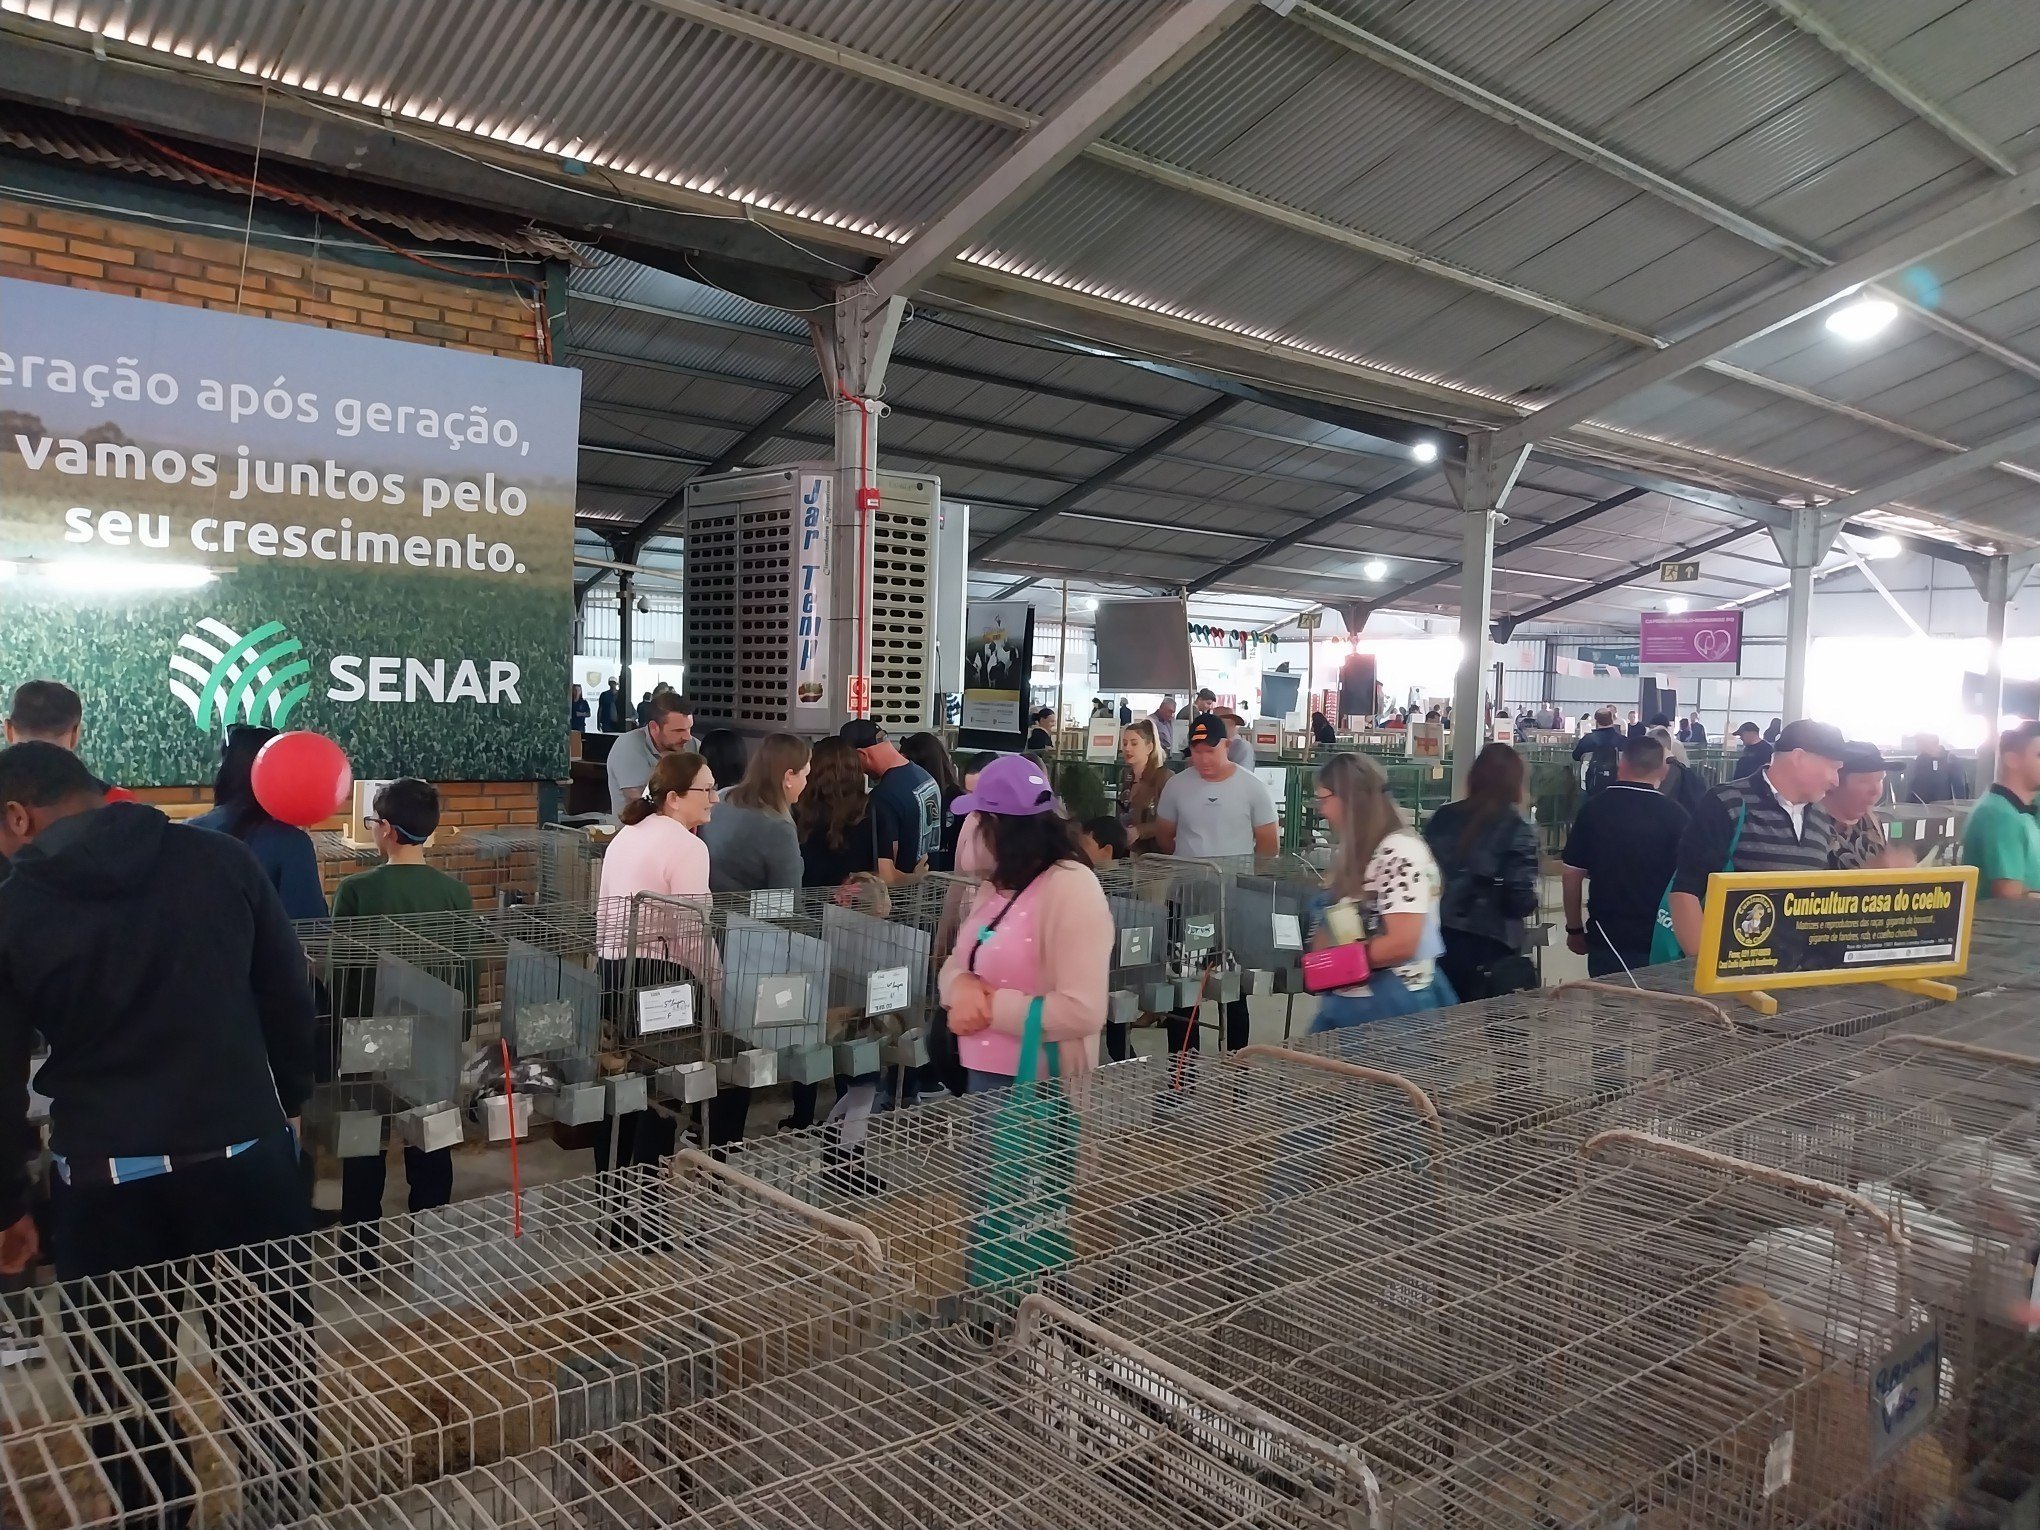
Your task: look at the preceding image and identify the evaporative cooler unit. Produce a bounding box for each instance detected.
[680,466,964,735]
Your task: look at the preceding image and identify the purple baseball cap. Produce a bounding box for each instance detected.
[952,754,1057,817]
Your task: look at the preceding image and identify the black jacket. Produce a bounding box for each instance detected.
[1572,725,1626,792]
[0,804,314,1220]
[1423,801,1541,951]
[1663,757,1709,818]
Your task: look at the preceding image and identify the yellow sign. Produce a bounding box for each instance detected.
[1696,865,1976,1000]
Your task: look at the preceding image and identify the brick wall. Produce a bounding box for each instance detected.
[1,194,555,832]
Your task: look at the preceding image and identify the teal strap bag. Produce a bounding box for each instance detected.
[1648,804,1745,965]
[965,997,1078,1292]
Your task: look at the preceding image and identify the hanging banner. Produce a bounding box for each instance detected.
[1639,609,1743,671]
[0,277,575,785]
[792,471,831,721]
[959,599,1034,738]
[1696,866,1976,997]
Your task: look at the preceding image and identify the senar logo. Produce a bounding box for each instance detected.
[168,618,313,732]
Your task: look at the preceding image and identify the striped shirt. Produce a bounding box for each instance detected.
[1673,770,1834,900]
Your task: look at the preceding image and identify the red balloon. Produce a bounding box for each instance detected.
[251,732,353,828]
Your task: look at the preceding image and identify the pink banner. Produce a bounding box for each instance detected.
[1639,609,1742,668]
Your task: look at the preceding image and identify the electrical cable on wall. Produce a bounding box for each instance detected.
[121,125,555,363]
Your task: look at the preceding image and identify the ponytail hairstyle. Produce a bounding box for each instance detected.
[620,751,708,828]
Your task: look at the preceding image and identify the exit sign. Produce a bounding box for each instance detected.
[1296,609,1323,629]
[1660,561,1701,583]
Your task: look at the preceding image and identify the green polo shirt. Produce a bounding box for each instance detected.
[1962,787,2040,896]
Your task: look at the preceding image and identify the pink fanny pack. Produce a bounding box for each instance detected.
[1301,941,1371,993]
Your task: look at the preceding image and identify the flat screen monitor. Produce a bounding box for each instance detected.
[1095,598,1196,692]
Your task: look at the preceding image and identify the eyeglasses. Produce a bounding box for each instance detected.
[682,785,716,796]
[1313,790,1335,804]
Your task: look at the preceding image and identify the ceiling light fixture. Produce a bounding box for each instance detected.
[1824,296,1898,342]
[1411,440,1440,463]
[1363,559,1387,580]
[1665,596,1689,614]
[1854,534,1904,560]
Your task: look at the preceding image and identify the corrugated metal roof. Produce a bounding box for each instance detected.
[26,0,2040,605]
[0,101,581,257]
[727,0,1180,115]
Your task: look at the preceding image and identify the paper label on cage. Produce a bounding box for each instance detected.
[1183,915,1217,953]
[1869,1324,1940,1462]
[636,982,695,1034]
[1763,1430,1793,1497]
[748,888,797,919]
[1118,925,1154,965]
[1272,912,1302,950]
[866,965,911,1015]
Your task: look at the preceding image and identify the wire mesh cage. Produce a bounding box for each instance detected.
[1091,855,1234,1033]
[280,1297,1362,1530]
[312,827,604,912]
[0,1161,911,1529]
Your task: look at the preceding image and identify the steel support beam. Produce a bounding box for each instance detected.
[1754,0,2016,175]
[1185,468,1441,593]
[1505,523,1767,629]
[1967,555,2038,784]
[973,398,1237,559]
[1496,165,2040,455]
[1362,486,1651,614]
[1801,419,2040,523]
[616,570,637,710]
[1444,437,1531,794]
[630,377,831,541]
[862,0,1252,306]
[1766,515,1846,724]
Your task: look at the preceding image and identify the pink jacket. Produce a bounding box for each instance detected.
[938,859,1111,1078]
[596,816,719,998]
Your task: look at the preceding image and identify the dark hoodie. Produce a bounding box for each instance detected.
[0,803,314,1221]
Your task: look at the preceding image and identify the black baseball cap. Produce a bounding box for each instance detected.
[1735,721,1762,738]
[1839,741,1898,775]
[1775,719,1847,761]
[1185,713,1229,748]
[1194,687,1218,703]
[838,719,887,749]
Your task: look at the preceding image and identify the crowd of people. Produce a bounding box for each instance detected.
[2,658,2027,1513]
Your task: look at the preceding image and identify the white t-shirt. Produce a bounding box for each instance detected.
[1158,764,1278,858]
[1363,830,1441,988]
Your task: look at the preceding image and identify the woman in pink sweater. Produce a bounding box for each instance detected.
[939,756,1112,1092]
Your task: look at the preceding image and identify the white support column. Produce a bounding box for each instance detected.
[1767,514,1844,724]
[811,292,905,726]
[1443,435,1530,795]
[1968,554,2036,785]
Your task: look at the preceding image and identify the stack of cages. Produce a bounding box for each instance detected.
[1091,855,1235,1050]
[730,975,1782,1323]
[0,1161,913,1529]
[711,873,982,1118]
[297,900,608,1172]
[280,1300,1359,1530]
[679,464,961,738]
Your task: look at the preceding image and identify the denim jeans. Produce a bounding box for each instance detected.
[1307,966,1456,1032]
[965,1068,1013,1095]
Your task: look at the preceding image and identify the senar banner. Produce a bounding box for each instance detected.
[0,277,576,785]
[1695,865,1977,996]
